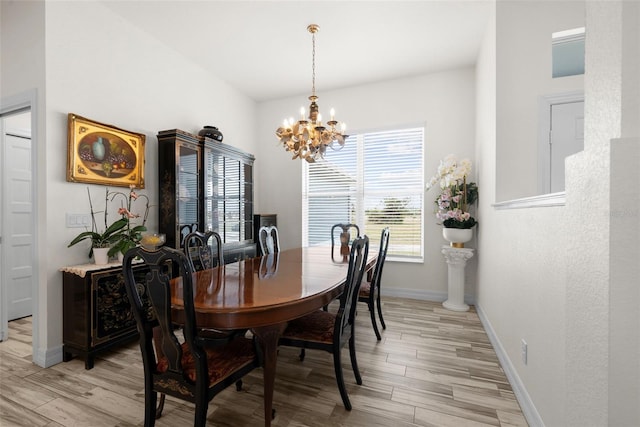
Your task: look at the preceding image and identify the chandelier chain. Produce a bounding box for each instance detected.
[311,31,316,97]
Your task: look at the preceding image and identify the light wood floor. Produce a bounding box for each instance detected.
[0,298,528,426]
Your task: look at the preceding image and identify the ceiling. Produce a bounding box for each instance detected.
[101,1,492,102]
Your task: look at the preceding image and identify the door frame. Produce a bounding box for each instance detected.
[537,90,584,194]
[0,89,39,364]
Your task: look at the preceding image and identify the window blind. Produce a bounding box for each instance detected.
[303,127,424,261]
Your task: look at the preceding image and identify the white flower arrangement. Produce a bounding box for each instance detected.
[426,155,478,229]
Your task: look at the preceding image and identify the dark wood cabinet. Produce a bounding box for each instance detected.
[158,129,256,262]
[254,214,277,256]
[62,263,147,369]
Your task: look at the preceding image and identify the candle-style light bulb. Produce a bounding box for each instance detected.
[283,119,289,128]
[300,107,305,120]
[317,113,322,125]
[341,122,346,132]
[330,108,335,121]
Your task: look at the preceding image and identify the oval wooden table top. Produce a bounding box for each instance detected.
[170,245,376,427]
[170,245,377,329]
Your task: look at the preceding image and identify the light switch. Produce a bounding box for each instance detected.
[66,213,91,228]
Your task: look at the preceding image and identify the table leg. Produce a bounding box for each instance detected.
[251,323,286,427]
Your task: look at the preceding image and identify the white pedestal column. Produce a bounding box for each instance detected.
[441,246,474,312]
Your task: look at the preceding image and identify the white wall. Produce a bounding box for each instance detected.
[256,69,478,301]
[477,1,640,426]
[0,0,45,100]
[496,1,584,201]
[565,1,639,425]
[476,9,567,423]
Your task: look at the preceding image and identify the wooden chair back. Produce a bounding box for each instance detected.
[331,223,360,261]
[338,235,370,332]
[370,227,390,296]
[258,225,280,254]
[184,230,223,271]
[179,223,198,248]
[358,227,390,340]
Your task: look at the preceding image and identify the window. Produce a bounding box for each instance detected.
[552,27,585,78]
[303,126,424,261]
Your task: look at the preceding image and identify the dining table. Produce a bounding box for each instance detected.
[170,245,377,427]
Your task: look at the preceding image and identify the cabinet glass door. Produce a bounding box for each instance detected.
[243,163,253,241]
[224,157,241,242]
[203,147,221,232]
[177,144,200,245]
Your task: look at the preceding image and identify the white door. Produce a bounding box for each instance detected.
[2,112,34,321]
[550,101,584,193]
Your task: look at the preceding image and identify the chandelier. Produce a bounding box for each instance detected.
[275,24,347,163]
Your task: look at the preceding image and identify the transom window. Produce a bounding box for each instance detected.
[302,126,424,261]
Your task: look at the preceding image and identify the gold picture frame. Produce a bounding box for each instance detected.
[67,113,145,188]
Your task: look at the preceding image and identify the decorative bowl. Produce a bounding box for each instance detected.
[442,227,473,248]
[140,233,166,250]
[198,126,224,142]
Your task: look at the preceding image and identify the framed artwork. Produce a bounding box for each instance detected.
[67,113,145,188]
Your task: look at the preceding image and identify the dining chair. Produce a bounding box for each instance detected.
[184,230,247,342]
[258,225,280,254]
[182,229,249,405]
[278,235,370,411]
[331,223,360,261]
[179,223,198,248]
[184,230,224,272]
[358,227,390,340]
[122,246,261,427]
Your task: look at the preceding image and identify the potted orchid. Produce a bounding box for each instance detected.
[68,186,149,263]
[426,155,478,246]
[68,187,128,263]
[107,185,150,260]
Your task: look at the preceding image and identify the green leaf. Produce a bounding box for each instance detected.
[103,218,128,236]
[130,225,147,233]
[68,231,101,247]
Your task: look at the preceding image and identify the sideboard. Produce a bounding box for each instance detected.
[61,262,146,369]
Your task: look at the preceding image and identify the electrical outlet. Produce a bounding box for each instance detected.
[521,339,528,365]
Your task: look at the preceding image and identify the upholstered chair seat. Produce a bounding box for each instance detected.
[281,310,336,344]
[358,281,372,298]
[156,338,256,385]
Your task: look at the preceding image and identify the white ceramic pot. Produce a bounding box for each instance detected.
[442,228,473,248]
[93,247,110,265]
[117,251,124,263]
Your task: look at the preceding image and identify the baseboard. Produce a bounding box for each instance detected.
[34,344,63,368]
[382,287,447,301]
[382,287,475,306]
[475,304,544,427]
